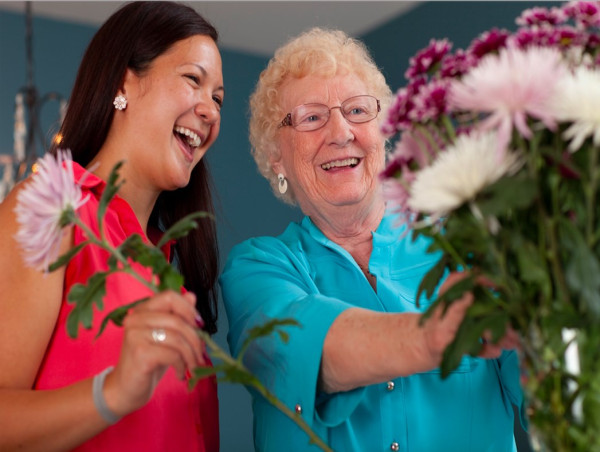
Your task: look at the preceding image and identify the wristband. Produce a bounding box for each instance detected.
[92,366,122,424]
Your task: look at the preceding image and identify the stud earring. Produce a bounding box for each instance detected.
[278,173,288,195]
[113,94,127,111]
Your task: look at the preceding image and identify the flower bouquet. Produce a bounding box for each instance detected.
[13,150,332,452]
[381,2,600,450]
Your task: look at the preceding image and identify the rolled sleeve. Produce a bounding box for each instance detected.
[220,236,362,448]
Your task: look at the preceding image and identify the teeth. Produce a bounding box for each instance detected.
[174,126,202,148]
[321,158,359,170]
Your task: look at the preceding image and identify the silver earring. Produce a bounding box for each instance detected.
[113,94,127,111]
[278,173,288,194]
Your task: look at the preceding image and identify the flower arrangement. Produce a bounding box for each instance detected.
[13,150,332,452]
[381,2,600,450]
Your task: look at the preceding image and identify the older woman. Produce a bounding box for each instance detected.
[220,28,522,451]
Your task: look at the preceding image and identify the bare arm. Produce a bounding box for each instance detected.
[0,183,206,451]
[320,272,514,393]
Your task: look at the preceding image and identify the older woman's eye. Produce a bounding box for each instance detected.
[213,95,223,109]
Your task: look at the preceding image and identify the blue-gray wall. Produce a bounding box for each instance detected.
[1,2,554,450]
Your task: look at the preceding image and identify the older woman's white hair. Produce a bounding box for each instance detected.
[249,27,392,204]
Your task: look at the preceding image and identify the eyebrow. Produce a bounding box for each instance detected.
[187,63,225,94]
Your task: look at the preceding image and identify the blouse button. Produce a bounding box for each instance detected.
[390,442,400,451]
[386,381,395,391]
[295,404,302,414]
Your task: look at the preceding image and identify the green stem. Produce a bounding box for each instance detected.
[586,145,598,246]
[200,333,333,452]
[72,217,159,293]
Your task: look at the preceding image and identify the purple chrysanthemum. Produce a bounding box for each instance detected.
[408,79,451,124]
[440,49,478,79]
[382,78,426,134]
[564,1,600,28]
[14,149,89,272]
[405,39,452,80]
[467,28,511,59]
[516,6,567,27]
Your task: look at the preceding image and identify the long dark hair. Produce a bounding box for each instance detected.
[53,2,220,333]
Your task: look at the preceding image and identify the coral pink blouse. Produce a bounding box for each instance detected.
[34,162,219,452]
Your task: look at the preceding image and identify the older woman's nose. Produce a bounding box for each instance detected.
[194,96,220,124]
[326,108,354,146]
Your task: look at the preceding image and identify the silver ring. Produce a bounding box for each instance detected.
[151,328,167,343]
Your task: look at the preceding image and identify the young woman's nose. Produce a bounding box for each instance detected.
[194,95,220,124]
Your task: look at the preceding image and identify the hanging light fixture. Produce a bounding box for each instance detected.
[1,2,66,201]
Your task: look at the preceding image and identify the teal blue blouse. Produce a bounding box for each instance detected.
[220,213,523,452]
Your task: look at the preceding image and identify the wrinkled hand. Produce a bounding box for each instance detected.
[423,272,520,367]
[422,272,474,367]
[102,290,207,417]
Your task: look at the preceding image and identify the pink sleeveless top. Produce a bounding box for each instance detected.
[34,163,219,452]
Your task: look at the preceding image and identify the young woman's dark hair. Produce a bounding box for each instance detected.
[53,1,220,333]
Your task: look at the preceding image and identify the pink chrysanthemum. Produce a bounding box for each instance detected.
[450,46,565,154]
[14,149,89,272]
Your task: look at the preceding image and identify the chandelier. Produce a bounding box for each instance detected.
[1,2,66,201]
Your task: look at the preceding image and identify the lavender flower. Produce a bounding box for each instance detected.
[14,150,89,272]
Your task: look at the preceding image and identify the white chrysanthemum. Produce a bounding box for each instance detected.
[14,150,88,272]
[550,66,600,152]
[408,132,522,217]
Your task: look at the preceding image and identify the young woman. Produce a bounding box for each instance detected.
[0,3,224,450]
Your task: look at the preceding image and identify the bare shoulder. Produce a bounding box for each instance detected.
[0,181,71,389]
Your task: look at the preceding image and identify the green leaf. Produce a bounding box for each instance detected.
[157,211,215,249]
[510,235,552,299]
[157,266,184,292]
[189,365,221,388]
[96,298,148,338]
[239,318,301,359]
[421,274,476,323]
[66,271,110,338]
[97,160,125,228]
[48,242,87,272]
[416,255,447,307]
[477,173,538,217]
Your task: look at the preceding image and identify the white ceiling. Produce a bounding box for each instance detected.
[0,1,417,57]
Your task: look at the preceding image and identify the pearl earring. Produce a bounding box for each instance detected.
[113,94,127,111]
[278,173,288,194]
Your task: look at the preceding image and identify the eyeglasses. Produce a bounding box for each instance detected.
[278,95,381,132]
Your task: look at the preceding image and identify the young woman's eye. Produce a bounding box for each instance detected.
[185,74,200,84]
[213,95,223,109]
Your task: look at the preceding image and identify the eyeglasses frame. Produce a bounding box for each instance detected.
[278,95,381,131]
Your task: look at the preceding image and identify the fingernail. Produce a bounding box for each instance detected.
[185,369,192,380]
[195,312,205,328]
[203,351,210,363]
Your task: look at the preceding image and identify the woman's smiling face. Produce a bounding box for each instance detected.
[120,34,224,191]
[272,73,386,217]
